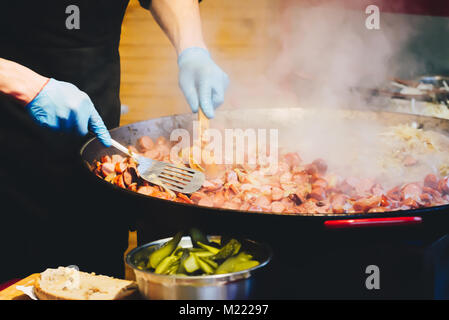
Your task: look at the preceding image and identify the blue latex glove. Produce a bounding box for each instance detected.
[26,78,112,147]
[178,47,229,119]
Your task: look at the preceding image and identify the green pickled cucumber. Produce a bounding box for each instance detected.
[154,255,180,274]
[212,239,241,260]
[233,260,260,272]
[183,253,200,273]
[197,256,215,274]
[197,241,220,254]
[189,228,209,247]
[215,252,255,274]
[177,250,190,274]
[148,232,183,269]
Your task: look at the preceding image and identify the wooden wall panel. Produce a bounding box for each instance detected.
[118,0,276,125]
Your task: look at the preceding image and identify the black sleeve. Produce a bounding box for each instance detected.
[138,0,201,10]
[138,0,151,9]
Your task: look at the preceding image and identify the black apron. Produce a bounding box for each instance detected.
[0,1,131,281]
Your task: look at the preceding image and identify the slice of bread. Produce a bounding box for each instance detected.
[34,267,138,300]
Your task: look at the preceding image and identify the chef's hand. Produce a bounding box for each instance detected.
[26,78,112,147]
[178,47,229,119]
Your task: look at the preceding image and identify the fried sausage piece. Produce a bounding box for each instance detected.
[424,174,439,189]
[386,186,401,201]
[137,185,155,196]
[143,149,161,160]
[368,207,387,213]
[312,158,327,175]
[253,196,271,210]
[330,193,348,214]
[312,178,328,190]
[101,162,115,177]
[123,167,139,187]
[114,174,126,189]
[438,176,449,195]
[136,136,154,152]
[283,152,302,168]
[353,196,381,212]
[198,197,214,207]
[101,155,112,163]
[115,161,127,174]
[401,183,422,202]
[309,187,326,201]
[271,187,284,201]
[271,201,285,213]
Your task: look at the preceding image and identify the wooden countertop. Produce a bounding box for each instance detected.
[0,274,39,300]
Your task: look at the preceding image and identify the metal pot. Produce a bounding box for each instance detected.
[125,236,272,300]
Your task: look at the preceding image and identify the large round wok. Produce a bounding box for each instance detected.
[80,108,449,239]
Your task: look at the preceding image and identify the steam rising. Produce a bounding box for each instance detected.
[218,1,447,187]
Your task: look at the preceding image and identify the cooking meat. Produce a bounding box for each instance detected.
[136,136,154,152]
[93,135,449,215]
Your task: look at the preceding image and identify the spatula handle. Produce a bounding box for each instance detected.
[110,138,133,158]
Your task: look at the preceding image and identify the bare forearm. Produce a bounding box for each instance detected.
[150,0,206,55]
[0,58,48,105]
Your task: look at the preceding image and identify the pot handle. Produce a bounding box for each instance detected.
[324,216,422,229]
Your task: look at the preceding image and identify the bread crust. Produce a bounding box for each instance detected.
[34,271,138,300]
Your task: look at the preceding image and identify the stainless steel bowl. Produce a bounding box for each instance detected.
[126,236,272,300]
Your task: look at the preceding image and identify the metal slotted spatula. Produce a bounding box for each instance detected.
[110,138,205,194]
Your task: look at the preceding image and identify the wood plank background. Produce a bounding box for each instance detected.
[119,0,278,125]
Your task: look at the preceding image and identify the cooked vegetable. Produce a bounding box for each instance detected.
[148,231,183,269]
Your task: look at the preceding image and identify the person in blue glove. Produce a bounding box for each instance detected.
[0,0,228,282]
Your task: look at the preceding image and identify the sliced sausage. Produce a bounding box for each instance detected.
[137,185,155,196]
[137,136,154,152]
[312,158,327,175]
[330,193,348,213]
[100,155,112,163]
[271,201,285,213]
[312,178,328,190]
[143,149,161,160]
[114,161,127,174]
[353,196,381,212]
[101,162,115,177]
[271,187,284,201]
[309,187,326,201]
[283,152,302,168]
[401,183,422,202]
[254,196,271,209]
[424,174,439,189]
[438,176,449,195]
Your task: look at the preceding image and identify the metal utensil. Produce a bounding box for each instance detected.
[110,138,205,194]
